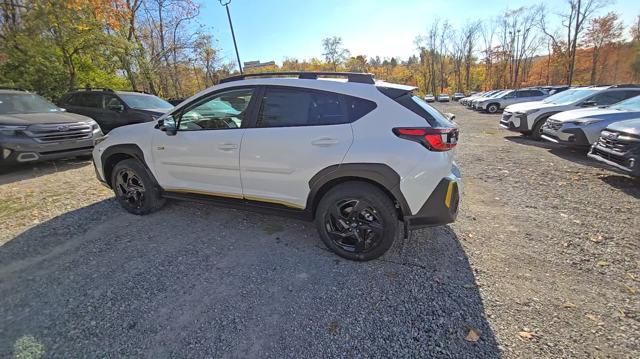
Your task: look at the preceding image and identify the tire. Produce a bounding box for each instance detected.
[531,117,548,140]
[315,181,398,261]
[111,158,165,215]
[487,103,499,114]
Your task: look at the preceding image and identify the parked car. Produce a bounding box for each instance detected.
[0,88,103,168]
[424,94,435,102]
[92,72,462,261]
[58,88,174,133]
[453,92,465,101]
[588,118,640,177]
[500,85,640,140]
[474,88,548,114]
[542,95,640,147]
[464,90,502,107]
[471,90,510,110]
[438,93,450,102]
[459,92,485,106]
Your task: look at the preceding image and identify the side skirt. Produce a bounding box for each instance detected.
[162,191,312,221]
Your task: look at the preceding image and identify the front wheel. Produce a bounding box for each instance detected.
[315,182,398,261]
[111,159,165,215]
[487,104,499,113]
[531,118,548,140]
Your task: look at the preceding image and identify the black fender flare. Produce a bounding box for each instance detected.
[306,163,412,218]
[100,143,155,187]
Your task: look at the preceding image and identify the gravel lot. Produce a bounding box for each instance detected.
[1,102,638,358]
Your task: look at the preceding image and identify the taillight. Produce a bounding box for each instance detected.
[393,127,459,151]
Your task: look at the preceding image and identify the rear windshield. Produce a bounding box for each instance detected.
[378,87,454,127]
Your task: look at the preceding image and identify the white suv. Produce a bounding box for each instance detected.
[500,85,640,140]
[92,72,462,261]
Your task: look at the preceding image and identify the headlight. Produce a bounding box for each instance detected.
[568,118,602,126]
[0,125,27,136]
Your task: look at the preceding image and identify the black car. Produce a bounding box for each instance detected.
[58,88,174,133]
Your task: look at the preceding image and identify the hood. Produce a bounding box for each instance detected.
[606,118,640,136]
[505,101,557,113]
[550,108,640,122]
[0,111,92,126]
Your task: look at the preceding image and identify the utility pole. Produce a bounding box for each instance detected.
[219,0,243,74]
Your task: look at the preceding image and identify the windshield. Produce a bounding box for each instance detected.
[0,93,61,114]
[119,94,173,110]
[609,95,640,111]
[542,89,599,105]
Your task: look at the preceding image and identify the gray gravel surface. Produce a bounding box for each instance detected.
[1,102,638,358]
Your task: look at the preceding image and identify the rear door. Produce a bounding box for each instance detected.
[239,86,373,209]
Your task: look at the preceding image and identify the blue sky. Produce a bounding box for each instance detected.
[199,0,639,66]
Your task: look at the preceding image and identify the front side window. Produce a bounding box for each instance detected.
[588,91,634,106]
[178,88,253,130]
[257,88,374,128]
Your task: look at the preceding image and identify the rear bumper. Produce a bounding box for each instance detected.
[405,177,461,230]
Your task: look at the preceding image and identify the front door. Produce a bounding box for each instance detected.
[151,87,257,198]
[240,86,362,209]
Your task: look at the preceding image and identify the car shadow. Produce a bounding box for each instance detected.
[598,174,640,199]
[0,200,500,358]
[0,159,91,185]
[504,135,604,166]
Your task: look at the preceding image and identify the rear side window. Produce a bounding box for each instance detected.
[256,87,375,128]
[66,93,101,108]
[590,91,638,106]
[379,87,453,127]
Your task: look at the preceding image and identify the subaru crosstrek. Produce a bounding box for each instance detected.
[92,72,462,261]
[1,88,102,168]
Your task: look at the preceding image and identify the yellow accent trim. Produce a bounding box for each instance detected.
[444,181,455,208]
[164,188,304,209]
[165,188,243,199]
[243,195,305,209]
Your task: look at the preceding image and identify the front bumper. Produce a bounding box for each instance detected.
[541,127,590,147]
[588,142,640,177]
[405,177,461,230]
[500,112,529,132]
[0,136,95,165]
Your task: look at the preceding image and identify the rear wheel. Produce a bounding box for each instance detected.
[111,159,165,215]
[315,182,398,261]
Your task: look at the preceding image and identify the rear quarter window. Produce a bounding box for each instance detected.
[378,87,454,127]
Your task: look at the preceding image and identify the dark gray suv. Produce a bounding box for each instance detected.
[58,88,174,133]
[0,88,103,168]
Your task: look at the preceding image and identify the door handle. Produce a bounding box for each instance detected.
[218,143,238,151]
[311,137,339,147]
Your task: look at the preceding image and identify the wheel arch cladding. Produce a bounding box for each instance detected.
[101,144,151,188]
[306,163,411,219]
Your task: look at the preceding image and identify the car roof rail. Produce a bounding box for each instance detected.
[611,84,640,88]
[0,86,28,92]
[220,71,376,85]
[72,87,115,92]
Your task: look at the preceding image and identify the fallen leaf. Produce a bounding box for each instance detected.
[590,235,604,243]
[628,273,638,282]
[518,331,535,339]
[596,261,610,267]
[465,328,480,342]
[328,321,339,334]
[625,285,637,295]
[563,302,577,309]
[585,314,598,322]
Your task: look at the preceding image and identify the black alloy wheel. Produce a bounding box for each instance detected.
[324,198,384,254]
[114,168,146,209]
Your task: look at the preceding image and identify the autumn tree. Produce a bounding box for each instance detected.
[322,36,350,71]
[584,12,623,84]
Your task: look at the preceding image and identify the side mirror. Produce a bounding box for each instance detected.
[158,116,177,136]
[108,103,125,112]
[445,113,456,121]
[581,100,596,107]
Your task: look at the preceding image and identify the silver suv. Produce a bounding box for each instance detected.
[0,88,103,168]
[474,88,547,113]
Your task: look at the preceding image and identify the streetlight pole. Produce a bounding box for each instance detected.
[219,0,243,74]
